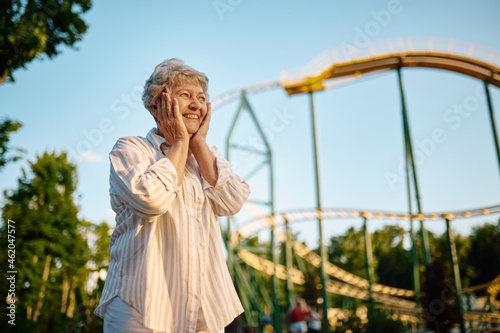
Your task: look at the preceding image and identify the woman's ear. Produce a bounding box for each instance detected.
[150,105,159,125]
[150,104,158,116]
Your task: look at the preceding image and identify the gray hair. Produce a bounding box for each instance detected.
[142,58,209,116]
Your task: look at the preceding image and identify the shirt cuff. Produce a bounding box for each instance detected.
[151,157,180,194]
[202,151,231,190]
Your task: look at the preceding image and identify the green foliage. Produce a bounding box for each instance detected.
[235,220,500,331]
[0,118,24,171]
[328,226,370,279]
[377,245,412,290]
[328,224,411,287]
[332,314,364,333]
[373,226,413,290]
[0,151,105,332]
[430,221,500,292]
[435,231,472,287]
[364,310,406,333]
[331,310,406,333]
[422,257,460,333]
[467,221,500,286]
[88,220,111,271]
[0,0,92,84]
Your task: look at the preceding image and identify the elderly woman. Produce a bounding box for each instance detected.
[94,59,250,332]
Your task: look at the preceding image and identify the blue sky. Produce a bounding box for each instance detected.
[1,0,500,248]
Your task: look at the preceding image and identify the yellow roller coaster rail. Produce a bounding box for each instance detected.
[220,38,500,330]
[237,249,416,309]
[280,37,500,95]
[233,204,499,304]
[211,38,500,110]
[235,204,500,239]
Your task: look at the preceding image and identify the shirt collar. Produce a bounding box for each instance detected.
[146,127,194,156]
[146,127,169,152]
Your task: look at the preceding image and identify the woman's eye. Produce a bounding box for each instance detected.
[199,97,206,102]
[180,93,189,98]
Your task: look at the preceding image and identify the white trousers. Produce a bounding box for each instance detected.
[103,296,222,333]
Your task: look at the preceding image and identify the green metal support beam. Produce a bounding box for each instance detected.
[293,246,308,275]
[397,67,431,266]
[234,261,262,326]
[284,216,294,311]
[484,81,500,184]
[363,217,376,315]
[248,267,273,313]
[400,73,422,328]
[409,217,422,327]
[225,91,282,332]
[308,91,330,333]
[445,218,466,333]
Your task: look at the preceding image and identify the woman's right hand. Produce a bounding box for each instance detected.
[155,92,189,145]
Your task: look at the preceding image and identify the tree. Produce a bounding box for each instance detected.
[328,224,411,285]
[422,257,460,333]
[364,310,406,333]
[467,221,500,287]
[0,118,24,171]
[328,226,369,279]
[435,231,472,287]
[0,151,92,332]
[377,245,413,290]
[0,0,92,84]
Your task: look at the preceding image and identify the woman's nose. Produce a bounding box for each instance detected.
[189,98,201,109]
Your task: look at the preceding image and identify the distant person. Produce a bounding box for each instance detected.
[261,315,274,333]
[94,59,250,332]
[289,297,311,333]
[308,305,322,333]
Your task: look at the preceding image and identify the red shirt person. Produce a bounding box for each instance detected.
[289,298,311,333]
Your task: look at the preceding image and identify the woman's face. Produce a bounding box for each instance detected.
[170,79,208,137]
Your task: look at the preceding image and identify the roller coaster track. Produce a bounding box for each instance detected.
[211,37,500,108]
[237,249,416,309]
[291,241,414,297]
[234,204,500,307]
[221,38,500,325]
[281,38,500,95]
[487,275,500,300]
[235,204,500,239]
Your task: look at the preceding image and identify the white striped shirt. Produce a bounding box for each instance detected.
[94,128,250,332]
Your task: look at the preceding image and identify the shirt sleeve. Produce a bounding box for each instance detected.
[109,136,179,219]
[201,145,250,217]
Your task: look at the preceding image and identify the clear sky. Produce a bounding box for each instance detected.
[1,0,500,248]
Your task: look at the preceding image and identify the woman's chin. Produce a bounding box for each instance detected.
[186,126,200,136]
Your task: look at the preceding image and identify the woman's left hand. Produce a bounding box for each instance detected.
[190,102,211,149]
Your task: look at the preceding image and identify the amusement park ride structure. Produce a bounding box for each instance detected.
[213,38,500,332]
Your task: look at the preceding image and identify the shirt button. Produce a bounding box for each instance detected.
[200,242,205,246]
[196,217,201,222]
[191,175,195,179]
[197,195,201,200]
